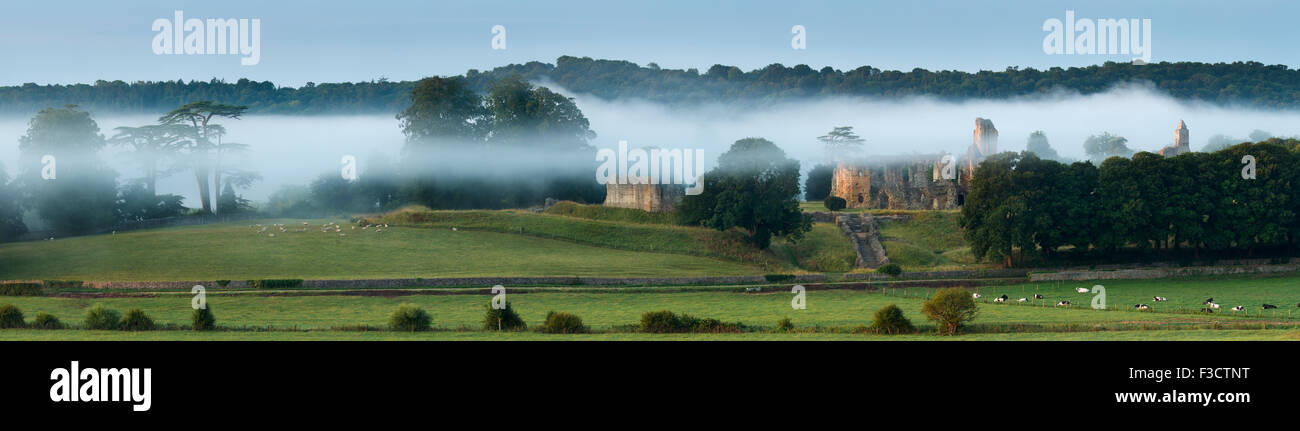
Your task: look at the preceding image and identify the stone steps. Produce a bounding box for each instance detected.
[835,213,891,269]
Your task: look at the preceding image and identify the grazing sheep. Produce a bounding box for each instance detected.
[1056,300,1071,307]
[1152,296,1167,302]
[1076,287,1090,293]
[1262,304,1278,309]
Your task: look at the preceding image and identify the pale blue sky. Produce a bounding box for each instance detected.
[0,0,1295,87]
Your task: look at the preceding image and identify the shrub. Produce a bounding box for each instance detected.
[483,301,527,331]
[0,303,24,328]
[0,283,43,296]
[388,303,431,332]
[776,317,795,332]
[640,310,683,333]
[640,310,742,333]
[764,274,796,283]
[42,280,83,289]
[248,279,303,289]
[32,312,63,329]
[120,308,155,331]
[192,305,216,331]
[823,196,847,212]
[922,288,978,335]
[215,280,231,287]
[83,305,122,330]
[877,263,902,276]
[870,304,914,334]
[540,311,587,334]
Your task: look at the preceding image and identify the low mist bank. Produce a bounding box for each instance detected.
[3,84,1299,209]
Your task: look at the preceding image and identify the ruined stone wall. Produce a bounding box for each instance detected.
[604,183,683,212]
[833,158,964,210]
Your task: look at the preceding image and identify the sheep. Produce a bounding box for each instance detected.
[1056,300,1071,307]
[1076,287,1090,293]
[1262,304,1278,309]
[1152,296,1167,302]
[972,293,982,299]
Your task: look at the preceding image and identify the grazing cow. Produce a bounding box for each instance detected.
[1203,298,1215,305]
[1134,304,1149,311]
[1017,298,1028,303]
[1033,294,1044,299]
[1262,304,1278,309]
[1209,302,1221,309]
[1231,306,1245,312]
[972,293,982,299]
[994,295,1007,303]
[1056,300,1071,307]
[1153,296,1167,302]
[1076,287,1090,293]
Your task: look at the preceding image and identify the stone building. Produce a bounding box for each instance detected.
[1157,120,1190,157]
[830,118,999,210]
[603,183,684,212]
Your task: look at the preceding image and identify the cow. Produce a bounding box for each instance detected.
[1262,304,1278,309]
[1076,287,1090,293]
[1056,300,1071,307]
[1152,296,1167,302]
[1134,304,1150,311]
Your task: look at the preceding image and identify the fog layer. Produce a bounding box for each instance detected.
[2,84,1299,207]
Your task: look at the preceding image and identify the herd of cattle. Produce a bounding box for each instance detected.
[972,290,1296,313]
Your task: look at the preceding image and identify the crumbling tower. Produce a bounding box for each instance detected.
[1158,120,1190,157]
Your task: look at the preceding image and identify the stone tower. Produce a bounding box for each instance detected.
[964,118,998,182]
[1158,120,1190,157]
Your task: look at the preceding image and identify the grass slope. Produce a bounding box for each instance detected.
[0,218,762,280]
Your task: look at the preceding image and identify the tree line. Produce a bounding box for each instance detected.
[960,139,1300,267]
[6,58,1300,115]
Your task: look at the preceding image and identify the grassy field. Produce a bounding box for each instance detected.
[770,223,858,272]
[3,273,1299,341]
[0,218,765,280]
[874,211,984,271]
[0,329,1295,341]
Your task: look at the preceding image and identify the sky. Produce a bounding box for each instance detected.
[0,0,1296,87]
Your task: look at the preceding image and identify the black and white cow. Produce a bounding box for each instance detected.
[1134,304,1150,311]
[1056,300,1071,307]
[1152,296,1167,302]
[1262,304,1278,309]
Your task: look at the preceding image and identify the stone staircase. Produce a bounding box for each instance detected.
[836,213,891,269]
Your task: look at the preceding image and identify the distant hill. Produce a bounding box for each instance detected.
[4,57,1300,115]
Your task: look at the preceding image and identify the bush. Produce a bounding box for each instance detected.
[877,263,902,276]
[0,283,43,296]
[776,317,794,332]
[870,304,914,334]
[540,311,587,334]
[764,274,796,283]
[640,310,683,333]
[42,280,83,289]
[83,305,122,330]
[33,312,63,329]
[192,305,216,331]
[120,308,155,331]
[922,288,979,335]
[483,301,527,331]
[823,196,847,212]
[248,279,303,289]
[640,310,742,333]
[215,280,231,287]
[388,303,431,332]
[0,303,24,328]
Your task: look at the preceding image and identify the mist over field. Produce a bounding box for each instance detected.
[2,83,1299,207]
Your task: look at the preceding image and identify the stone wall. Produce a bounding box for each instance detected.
[604,183,684,212]
[1029,263,1299,281]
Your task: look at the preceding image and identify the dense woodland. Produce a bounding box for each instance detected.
[5,57,1300,115]
[960,139,1300,266]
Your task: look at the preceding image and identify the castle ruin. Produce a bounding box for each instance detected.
[1157,120,1190,157]
[603,183,684,212]
[830,118,997,210]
